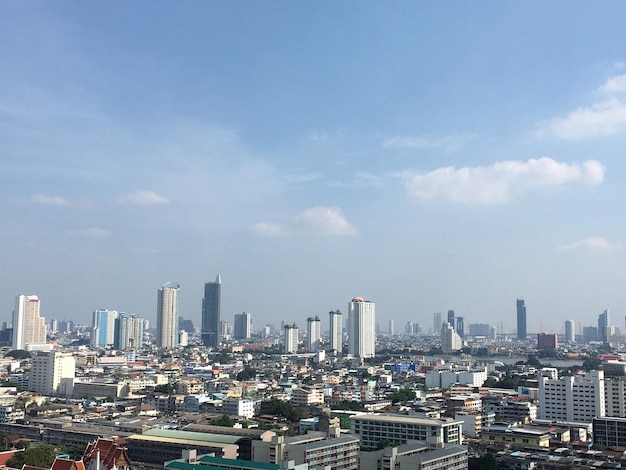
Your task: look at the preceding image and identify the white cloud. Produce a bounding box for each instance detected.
[115,189,170,205]
[403,157,604,204]
[382,134,477,152]
[68,227,110,238]
[251,206,358,237]
[294,206,358,236]
[539,73,626,139]
[557,237,620,252]
[249,223,288,237]
[30,194,69,205]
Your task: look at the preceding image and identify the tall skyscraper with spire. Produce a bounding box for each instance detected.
[12,295,47,351]
[202,275,221,348]
[517,299,527,340]
[348,296,376,358]
[329,309,343,353]
[157,282,180,349]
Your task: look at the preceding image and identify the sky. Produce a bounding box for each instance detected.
[3,2,626,335]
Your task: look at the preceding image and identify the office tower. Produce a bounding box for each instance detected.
[441,322,463,352]
[412,322,422,334]
[516,299,527,340]
[12,295,47,351]
[329,310,343,353]
[157,282,180,349]
[284,323,299,353]
[388,319,394,336]
[599,309,610,343]
[565,320,575,343]
[433,312,442,334]
[201,275,221,348]
[455,316,465,339]
[234,312,252,340]
[307,316,321,352]
[29,351,75,396]
[348,296,376,358]
[91,309,118,347]
[447,310,455,326]
[114,313,144,350]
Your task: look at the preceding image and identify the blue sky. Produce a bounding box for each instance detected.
[3,2,626,335]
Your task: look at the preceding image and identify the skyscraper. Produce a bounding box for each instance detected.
[441,322,463,353]
[348,296,376,358]
[12,295,47,351]
[115,313,144,350]
[433,312,442,334]
[565,319,575,343]
[234,312,251,339]
[447,310,455,326]
[388,319,394,336]
[599,309,610,344]
[455,316,465,339]
[91,309,118,347]
[516,299,527,340]
[202,275,221,348]
[329,309,342,353]
[284,323,299,353]
[307,316,321,352]
[157,282,180,349]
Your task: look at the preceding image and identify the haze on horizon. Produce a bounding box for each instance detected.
[2,2,626,335]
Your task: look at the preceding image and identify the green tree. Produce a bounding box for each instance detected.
[236,367,257,382]
[468,453,497,470]
[154,383,175,394]
[582,356,601,371]
[7,444,57,468]
[211,414,235,427]
[6,350,31,360]
[389,388,416,403]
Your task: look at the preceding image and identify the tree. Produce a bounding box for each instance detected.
[154,383,175,395]
[582,356,601,371]
[389,388,416,403]
[236,367,257,382]
[468,453,497,470]
[7,444,57,469]
[6,350,31,360]
[211,414,235,427]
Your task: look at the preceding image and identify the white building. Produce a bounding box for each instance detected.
[425,367,488,389]
[12,295,47,351]
[284,323,299,353]
[565,320,575,343]
[306,316,321,352]
[29,351,75,396]
[441,322,462,353]
[348,296,376,358]
[538,370,605,423]
[157,282,180,348]
[329,309,343,353]
[91,309,118,347]
[222,398,255,419]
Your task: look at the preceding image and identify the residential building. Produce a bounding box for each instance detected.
[157,282,180,349]
[29,351,75,396]
[114,313,144,350]
[468,323,496,339]
[306,316,321,352]
[482,423,550,448]
[233,312,251,340]
[447,310,455,326]
[291,386,324,407]
[565,319,575,343]
[482,398,537,423]
[350,414,463,450]
[455,317,465,339]
[12,294,47,351]
[517,299,527,340]
[328,310,342,353]
[441,322,462,353]
[222,399,255,419]
[283,323,298,354]
[537,333,558,350]
[425,368,487,389]
[91,309,118,347]
[433,312,442,334]
[202,275,221,347]
[388,319,394,336]
[348,297,376,358]
[360,442,467,470]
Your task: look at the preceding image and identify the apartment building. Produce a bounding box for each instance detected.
[538,370,605,423]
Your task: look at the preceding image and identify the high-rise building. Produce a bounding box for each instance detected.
[157,282,180,349]
[433,312,442,334]
[233,312,251,340]
[565,320,575,343]
[306,316,321,352]
[441,322,463,353]
[388,319,394,336]
[599,309,610,343]
[114,313,144,350]
[538,370,605,423]
[516,299,527,340]
[284,323,299,353]
[29,351,75,396]
[201,275,221,348]
[455,316,465,339]
[329,310,342,353]
[12,295,47,351]
[537,333,558,350]
[348,296,376,358]
[447,310,455,326]
[91,309,118,347]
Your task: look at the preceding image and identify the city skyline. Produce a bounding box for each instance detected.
[4,3,626,331]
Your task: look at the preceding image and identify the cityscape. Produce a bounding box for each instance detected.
[5,2,626,470]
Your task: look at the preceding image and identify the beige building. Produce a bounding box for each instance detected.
[291,386,324,407]
[29,351,75,396]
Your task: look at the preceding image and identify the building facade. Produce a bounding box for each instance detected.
[348,296,376,358]
[157,282,180,349]
[538,370,605,423]
[29,351,75,396]
[306,316,321,352]
[565,319,575,343]
[13,295,47,351]
[91,309,118,347]
[516,299,527,340]
[284,323,299,354]
[233,312,251,340]
[329,310,342,353]
[114,313,144,350]
[202,275,221,348]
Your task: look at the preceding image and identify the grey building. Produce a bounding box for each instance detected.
[202,275,221,347]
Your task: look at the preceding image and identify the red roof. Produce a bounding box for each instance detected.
[82,438,131,470]
[0,450,17,467]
